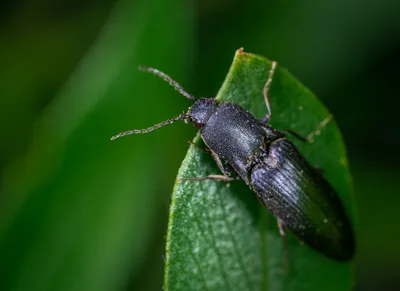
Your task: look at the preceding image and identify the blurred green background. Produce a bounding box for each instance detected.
[1,0,399,290]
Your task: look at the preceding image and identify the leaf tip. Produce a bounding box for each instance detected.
[236,47,244,55]
[235,47,253,57]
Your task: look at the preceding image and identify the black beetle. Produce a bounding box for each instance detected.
[111,63,355,261]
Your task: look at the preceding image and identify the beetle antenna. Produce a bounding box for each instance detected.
[139,66,196,101]
[111,113,187,140]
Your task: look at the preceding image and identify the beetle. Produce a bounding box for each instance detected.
[111,63,355,261]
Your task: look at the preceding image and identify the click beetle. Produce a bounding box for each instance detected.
[111,62,355,261]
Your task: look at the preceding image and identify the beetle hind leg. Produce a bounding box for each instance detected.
[277,219,289,273]
[277,218,286,237]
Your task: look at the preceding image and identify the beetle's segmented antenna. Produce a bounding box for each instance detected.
[139,66,196,101]
[111,113,187,140]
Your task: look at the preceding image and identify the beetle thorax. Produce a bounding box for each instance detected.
[188,98,219,128]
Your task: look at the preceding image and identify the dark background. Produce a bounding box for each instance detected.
[0,0,399,290]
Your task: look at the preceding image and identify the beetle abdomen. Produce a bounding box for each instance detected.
[250,138,354,260]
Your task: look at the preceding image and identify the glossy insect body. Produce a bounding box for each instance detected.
[190,98,354,261]
[112,64,355,261]
[250,139,354,260]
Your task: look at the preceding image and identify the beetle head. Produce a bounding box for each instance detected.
[188,98,218,128]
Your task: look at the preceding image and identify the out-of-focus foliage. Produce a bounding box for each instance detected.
[0,0,193,290]
[0,0,399,290]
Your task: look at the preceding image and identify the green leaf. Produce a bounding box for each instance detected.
[164,49,355,291]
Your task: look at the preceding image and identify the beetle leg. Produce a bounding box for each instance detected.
[189,143,236,176]
[313,165,324,174]
[306,114,333,142]
[284,129,308,142]
[277,218,286,236]
[277,219,289,272]
[181,150,240,182]
[210,150,235,176]
[187,140,210,153]
[181,175,239,182]
[283,114,333,143]
[261,61,278,124]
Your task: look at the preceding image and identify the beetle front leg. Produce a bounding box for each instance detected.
[181,149,240,182]
[261,61,278,124]
[187,140,210,153]
[189,142,236,175]
[210,150,235,177]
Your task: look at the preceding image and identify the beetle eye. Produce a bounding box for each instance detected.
[192,120,203,129]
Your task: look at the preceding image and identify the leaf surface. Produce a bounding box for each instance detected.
[165,49,355,291]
